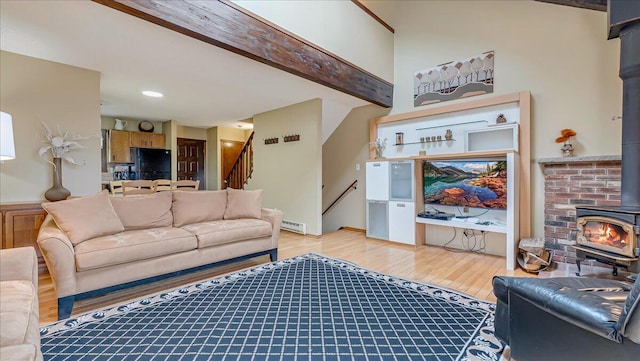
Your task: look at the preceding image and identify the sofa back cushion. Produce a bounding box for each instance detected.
[224,188,263,220]
[41,190,125,245]
[172,190,227,227]
[617,276,640,343]
[110,191,173,230]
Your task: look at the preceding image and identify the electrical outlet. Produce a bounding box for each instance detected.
[463,206,469,213]
[355,163,360,171]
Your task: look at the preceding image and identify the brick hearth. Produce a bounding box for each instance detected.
[538,155,621,265]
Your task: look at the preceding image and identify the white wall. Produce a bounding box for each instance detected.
[390,1,622,239]
[231,0,394,83]
[247,99,323,235]
[0,51,101,202]
[322,104,389,233]
[176,125,208,141]
[358,0,395,28]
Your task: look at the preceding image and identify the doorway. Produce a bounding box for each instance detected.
[221,139,245,189]
[177,138,205,188]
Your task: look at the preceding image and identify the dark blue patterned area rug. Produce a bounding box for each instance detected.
[40,253,505,361]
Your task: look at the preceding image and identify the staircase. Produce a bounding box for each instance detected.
[224,131,254,189]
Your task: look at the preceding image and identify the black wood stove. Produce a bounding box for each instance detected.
[574,206,640,275]
[572,1,640,276]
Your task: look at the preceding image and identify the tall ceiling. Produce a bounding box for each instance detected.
[0,0,369,131]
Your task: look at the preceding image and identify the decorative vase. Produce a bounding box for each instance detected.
[44,158,71,202]
[395,132,404,145]
[561,143,574,158]
[374,145,385,159]
[445,129,453,140]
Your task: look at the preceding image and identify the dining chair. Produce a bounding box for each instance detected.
[109,181,123,196]
[122,180,158,196]
[155,179,173,192]
[173,179,200,191]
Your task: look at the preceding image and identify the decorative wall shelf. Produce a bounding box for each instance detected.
[416,120,487,131]
[369,91,532,270]
[394,139,456,146]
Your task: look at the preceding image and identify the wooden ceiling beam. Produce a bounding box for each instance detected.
[534,0,607,12]
[92,0,393,107]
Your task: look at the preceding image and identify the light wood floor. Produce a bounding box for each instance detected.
[38,229,532,325]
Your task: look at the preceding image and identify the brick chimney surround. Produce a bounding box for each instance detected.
[538,155,621,266]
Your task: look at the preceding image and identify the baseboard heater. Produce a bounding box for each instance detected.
[282,220,307,235]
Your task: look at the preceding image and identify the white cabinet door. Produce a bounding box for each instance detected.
[366,161,389,201]
[388,201,415,245]
[390,161,414,201]
[366,200,388,240]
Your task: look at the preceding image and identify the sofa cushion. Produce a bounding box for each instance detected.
[0,280,39,349]
[42,190,125,245]
[110,191,173,230]
[0,344,39,361]
[172,190,227,227]
[74,227,197,271]
[182,219,272,248]
[224,188,262,220]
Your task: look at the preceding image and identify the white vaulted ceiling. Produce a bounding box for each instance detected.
[0,0,368,135]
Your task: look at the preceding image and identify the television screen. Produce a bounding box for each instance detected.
[423,159,507,209]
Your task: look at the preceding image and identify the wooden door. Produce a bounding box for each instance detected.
[221,140,245,189]
[177,138,205,187]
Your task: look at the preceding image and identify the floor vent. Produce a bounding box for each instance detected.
[282,220,307,235]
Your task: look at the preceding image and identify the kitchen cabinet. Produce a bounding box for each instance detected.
[130,132,165,149]
[109,130,131,163]
[1,203,48,274]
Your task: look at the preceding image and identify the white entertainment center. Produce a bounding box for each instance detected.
[365,92,531,270]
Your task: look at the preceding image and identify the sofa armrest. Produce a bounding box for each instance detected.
[506,277,629,343]
[36,215,77,298]
[261,208,283,250]
[0,247,37,287]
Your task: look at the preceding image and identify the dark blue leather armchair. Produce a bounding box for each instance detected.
[492,275,640,360]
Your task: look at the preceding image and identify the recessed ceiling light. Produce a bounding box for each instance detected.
[142,90,163,98]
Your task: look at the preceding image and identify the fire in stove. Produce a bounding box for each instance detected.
[577,216,637,259]
[582,221,628,249]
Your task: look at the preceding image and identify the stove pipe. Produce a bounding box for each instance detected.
[608,1,640,210]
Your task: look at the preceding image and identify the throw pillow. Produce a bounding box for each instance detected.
[110,191,173,230]
[172,190,227,227]
[224,188,262,220]
[41,190,125,245]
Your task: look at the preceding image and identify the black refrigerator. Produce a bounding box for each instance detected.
[134,148,171,180]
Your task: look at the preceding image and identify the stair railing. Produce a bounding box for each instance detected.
[224,131,254,189]
[322,180,358,216]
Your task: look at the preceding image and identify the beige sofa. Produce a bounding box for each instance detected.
[0,247,43,361]
[37,188,283,320]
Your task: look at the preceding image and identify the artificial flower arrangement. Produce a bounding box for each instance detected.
[38,122,87,168]
[555,128,576,156]
[370,138,387,159]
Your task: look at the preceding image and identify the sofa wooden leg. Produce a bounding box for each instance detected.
[58,296,74,320]
[269,249,278,262]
